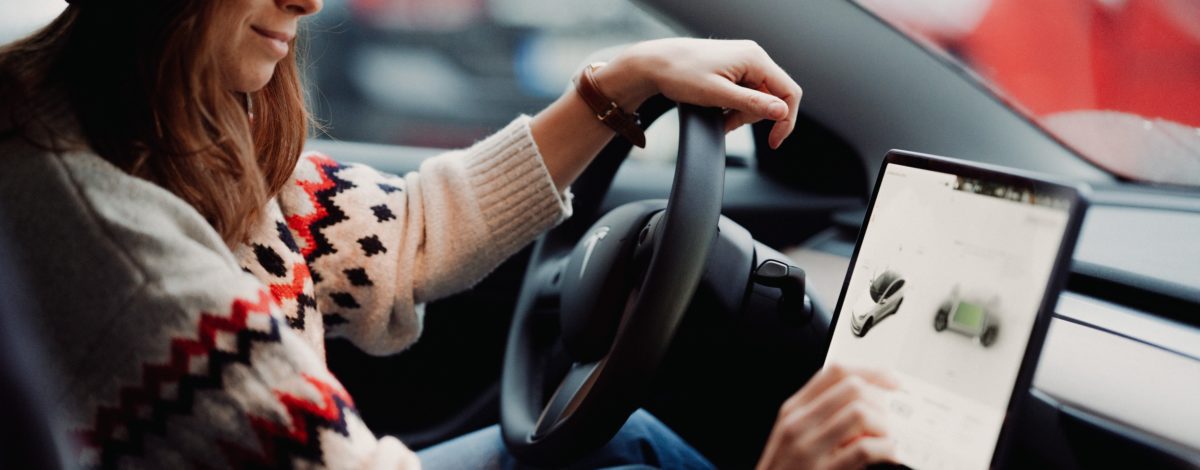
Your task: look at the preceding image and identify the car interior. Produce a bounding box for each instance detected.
[1,0,1197,468]
[301,0,1200,468]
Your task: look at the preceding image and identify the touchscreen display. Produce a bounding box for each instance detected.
[825,162,1073,469]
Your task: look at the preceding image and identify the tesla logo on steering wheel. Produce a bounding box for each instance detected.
[580,226,610,279]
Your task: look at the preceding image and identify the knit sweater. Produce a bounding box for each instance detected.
[0,116,572,469]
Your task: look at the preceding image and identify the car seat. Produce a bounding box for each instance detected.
[0,224,74,469]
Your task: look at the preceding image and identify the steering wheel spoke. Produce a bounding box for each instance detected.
[527,255,569,319]
[533,359,605,438]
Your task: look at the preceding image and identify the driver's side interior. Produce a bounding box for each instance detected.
[315,1,1200,467]
[2,0,1197,468]
[316,95,866,467]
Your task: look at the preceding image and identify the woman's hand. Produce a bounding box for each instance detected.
[756,365,900,470]
[595,38,803,150]
[531,38,802,191]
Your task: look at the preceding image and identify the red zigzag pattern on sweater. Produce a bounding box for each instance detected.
[76,288,354,467]
[286,154,341,259]
[76,290,278,450]
[245,374,356,463]
[269,262,311,304]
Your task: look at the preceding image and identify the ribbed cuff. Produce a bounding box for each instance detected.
[461,115,573,254]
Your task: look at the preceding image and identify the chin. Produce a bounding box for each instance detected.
[232,66,278,93]
[246,71,277,92]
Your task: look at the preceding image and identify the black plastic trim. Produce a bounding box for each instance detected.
[1050,314,1200,363]
[1068,261,1200,329]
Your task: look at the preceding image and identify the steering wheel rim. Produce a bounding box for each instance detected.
[501,104,727,466]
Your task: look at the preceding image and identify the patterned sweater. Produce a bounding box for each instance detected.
[0,116,572,468]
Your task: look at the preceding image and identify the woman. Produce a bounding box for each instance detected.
[0,0,897,468]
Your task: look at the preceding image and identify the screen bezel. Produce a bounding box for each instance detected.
[820,150,1090,470]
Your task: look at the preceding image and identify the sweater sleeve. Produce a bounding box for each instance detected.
[278,116,572,355]
[8,150,423,469]
[79,271,421,469]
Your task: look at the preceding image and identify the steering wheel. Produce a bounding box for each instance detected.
[500,103,727,466]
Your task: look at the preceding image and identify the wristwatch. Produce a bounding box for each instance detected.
[574,63,647,148]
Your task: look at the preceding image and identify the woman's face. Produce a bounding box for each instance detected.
[216,0,323,92]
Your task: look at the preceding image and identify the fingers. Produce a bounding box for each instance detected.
[777,364,854,419]
[780,364,849,414]
[781,364,897,418]
[765,387,891,470]
[628,39,800,146]
[708,77,789,125]
[705,42,802,149]
[759,59,803,150]
[724,82,771,132]
[823,436,898,470]
[759,365,900,470]
[812,400,890,452]
[847,367,899,391]
[724,110,763,133]
[787,373,883,432]
[772,370,889,448]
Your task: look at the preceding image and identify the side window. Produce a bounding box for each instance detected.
[855,0,1200,187]
[0,2,65,43]
[884,279,905,299]
[305,0,679,150]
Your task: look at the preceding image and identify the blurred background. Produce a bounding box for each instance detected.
[300,0,678,148]
[0,1,67,44]
[859,0,1200,186]
[1,0,701,154]
[2,0,1197,183]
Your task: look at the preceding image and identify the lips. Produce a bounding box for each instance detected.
[252,26,294,43]
[252,25,293,57]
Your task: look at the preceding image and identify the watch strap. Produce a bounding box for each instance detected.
[575,63,646,149]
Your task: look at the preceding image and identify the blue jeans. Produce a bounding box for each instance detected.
[417,410,715,469]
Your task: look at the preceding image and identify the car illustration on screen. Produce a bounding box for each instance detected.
[850,270,906,337]
[934,289,1000,347]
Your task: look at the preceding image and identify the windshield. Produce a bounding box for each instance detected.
[857,0,1200,188]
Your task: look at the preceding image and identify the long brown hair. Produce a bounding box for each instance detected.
[0,1,308,245]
